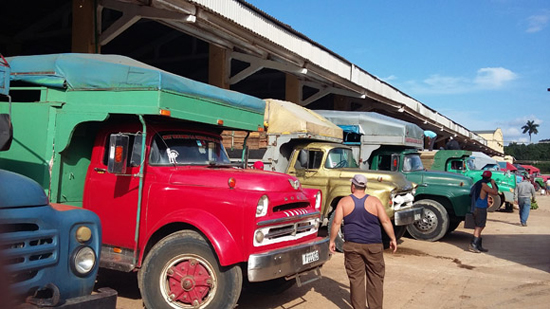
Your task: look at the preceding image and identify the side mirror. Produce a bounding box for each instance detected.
[0,113,12,151]
[391,154,400,172]
[108,134,129,174]
[129,133,143,167]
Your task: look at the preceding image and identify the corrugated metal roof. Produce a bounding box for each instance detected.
[187,0,476,139]
[151,0,493,152]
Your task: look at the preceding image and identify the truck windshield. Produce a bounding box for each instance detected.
[403,154,424,172]
[325,148,359,169]
[150,132,230,165]
[466,158,477,170]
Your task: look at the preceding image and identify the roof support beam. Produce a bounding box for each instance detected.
[98,0,196,46]
[229,52,307,85]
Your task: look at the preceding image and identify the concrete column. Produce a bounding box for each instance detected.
[285,73,301,104]
[72,0,98,53]
[209,44,229,89]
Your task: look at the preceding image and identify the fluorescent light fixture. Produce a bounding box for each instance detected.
[299,68,308,74]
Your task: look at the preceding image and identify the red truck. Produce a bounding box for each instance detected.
[0,54,329,309]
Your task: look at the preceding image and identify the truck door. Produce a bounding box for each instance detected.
[84,131,142,249]
[288,148,328,201]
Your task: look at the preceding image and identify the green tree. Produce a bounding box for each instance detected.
[521,120,539,142]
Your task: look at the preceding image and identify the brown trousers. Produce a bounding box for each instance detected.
[343,241,385,309]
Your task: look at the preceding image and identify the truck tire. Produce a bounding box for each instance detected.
[487,194,502,212]
[328,211,345,252]
[406,200,449,242]
[446,219,461,235]
[138,230,243,309]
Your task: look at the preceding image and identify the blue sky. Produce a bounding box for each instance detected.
[246,0,550,145]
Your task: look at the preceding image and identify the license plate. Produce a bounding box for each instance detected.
[414,213,422,221]
[302,250,319,265]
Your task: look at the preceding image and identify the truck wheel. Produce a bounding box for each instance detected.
[382,224,407,249]
[406,200,449,242]
[328,211,345,252]
[487,194,502,212]
[446,220,461,235]
[138,230,242,309]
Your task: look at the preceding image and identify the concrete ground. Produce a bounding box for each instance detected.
[100,194,550,309]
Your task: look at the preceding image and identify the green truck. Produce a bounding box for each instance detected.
[224,99,423,251]
[420,150,516,211]
[317,110,474,242]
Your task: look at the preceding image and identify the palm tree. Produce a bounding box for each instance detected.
[521,120,539,142]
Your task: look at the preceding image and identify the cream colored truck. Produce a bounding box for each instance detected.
[223,99,422,251]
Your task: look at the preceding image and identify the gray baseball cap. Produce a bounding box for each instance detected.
[350,174,367,187]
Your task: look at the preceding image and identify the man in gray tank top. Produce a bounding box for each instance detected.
[329,174,397,309]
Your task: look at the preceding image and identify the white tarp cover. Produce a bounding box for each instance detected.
[264,99,342,139]
[315,110,424,148]
[471,151,499,170]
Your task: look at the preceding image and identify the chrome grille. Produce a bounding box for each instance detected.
[254,216,319,247]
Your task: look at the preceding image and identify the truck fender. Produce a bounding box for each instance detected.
[140,209,244,267]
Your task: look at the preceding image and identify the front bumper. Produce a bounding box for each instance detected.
[248,237,329,282]
[502,190,514,203]
[16,287,117,309]
[394,206,424,226]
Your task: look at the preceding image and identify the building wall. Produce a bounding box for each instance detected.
[478,128,504,154]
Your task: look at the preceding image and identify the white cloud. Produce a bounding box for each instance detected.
[526,10,550,33]
[474,67,517,88]
[498,116,543,144]
[380,75,397,82]
[402,67,517,95]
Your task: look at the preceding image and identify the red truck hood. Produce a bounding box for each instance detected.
[168,166,303,192]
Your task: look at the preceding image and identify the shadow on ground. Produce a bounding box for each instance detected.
[402,229,550,273]
[237,276,351,309]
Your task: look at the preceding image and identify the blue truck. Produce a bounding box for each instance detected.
[0,55,116,308]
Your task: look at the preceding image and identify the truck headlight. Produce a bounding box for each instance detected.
[315,191,322,210]
[256,195,269,217]
[255,230,265,243]
[72,246,96,276]
[75,226,92,243]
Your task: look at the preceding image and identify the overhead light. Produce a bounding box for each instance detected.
[423,120,428,124]
[360,94,366,99]
[440,127,444,131]
[299,68,308,74]
[454,134,457,137]
[397,106,404,113]
[185,15,197,23]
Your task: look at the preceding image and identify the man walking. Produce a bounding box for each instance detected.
[469,170,499,253]
[329,174,397,309]
[514,174,536,226]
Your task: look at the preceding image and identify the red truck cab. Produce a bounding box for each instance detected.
[85,118,328,308]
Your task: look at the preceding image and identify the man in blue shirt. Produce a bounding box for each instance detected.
[469,170,499,253]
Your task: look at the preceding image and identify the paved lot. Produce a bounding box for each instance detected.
[100,195,550,309]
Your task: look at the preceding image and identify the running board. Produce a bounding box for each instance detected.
[287,267,322,287]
